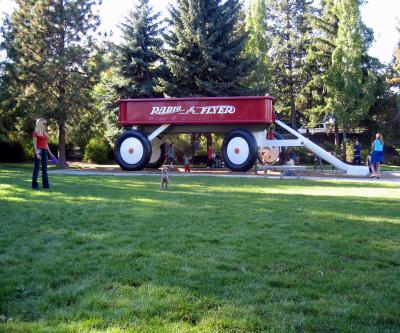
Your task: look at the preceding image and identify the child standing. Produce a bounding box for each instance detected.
[184,155,190,173]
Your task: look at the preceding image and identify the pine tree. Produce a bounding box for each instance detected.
[387,21,400,87]
[115,0,164,98]
[326,0,377,160]
[159,0,252,97]
[1,0,102,167]
[301,0,339,144]
[266,0,313,129]
[244,0,273,95]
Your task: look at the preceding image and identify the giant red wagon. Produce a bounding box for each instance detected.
[115,96,285,172]
[115,95,371,176]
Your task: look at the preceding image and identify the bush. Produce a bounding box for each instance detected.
[0,140,26,162]
[22,140,35,161]
[83,139,109,164]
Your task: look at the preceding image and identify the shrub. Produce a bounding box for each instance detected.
[83,139,109,164]
[48,140,59,157]
[0,140,25,162]
[22,140,35,161]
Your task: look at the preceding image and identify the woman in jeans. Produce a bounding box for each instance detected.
[32,118,56,189]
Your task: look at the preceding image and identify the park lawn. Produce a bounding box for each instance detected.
[0,166,399,333]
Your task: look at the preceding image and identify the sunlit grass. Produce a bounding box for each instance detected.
[0,165,399,332]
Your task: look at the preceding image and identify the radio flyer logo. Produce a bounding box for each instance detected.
[150,105,236,116]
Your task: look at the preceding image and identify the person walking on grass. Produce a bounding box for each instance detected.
[370,133,384,178]
[32,118,56,190]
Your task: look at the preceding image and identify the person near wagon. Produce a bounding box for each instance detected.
[207,145,213,168]
[32,118,56,190]
[352,139,361,165]
[184,154,190,173]
[168,144,175,166]
[313,154,324,171]
[366,152,373,174]
[370,132,384,178]
[287,148,296,166]
[267,126,274,140]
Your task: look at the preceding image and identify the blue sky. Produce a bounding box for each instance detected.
[1,0,399,64]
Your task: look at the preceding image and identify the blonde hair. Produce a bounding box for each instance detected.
[376,132,384,145]
[34,118,47,136]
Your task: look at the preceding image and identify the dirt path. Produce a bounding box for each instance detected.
[49,162,400,183]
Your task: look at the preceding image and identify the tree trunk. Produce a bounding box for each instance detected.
[334,122,340,153]
[342,128,347,162]
[56,0,68,168]
[190,133,199,156]
[57,117,68,168]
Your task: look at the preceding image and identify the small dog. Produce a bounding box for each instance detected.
[160,167,170,190]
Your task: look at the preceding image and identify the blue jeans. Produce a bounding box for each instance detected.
[32,149,49,189]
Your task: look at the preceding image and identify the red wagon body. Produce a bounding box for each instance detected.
[118,96,275,126]
[115,96,282,172]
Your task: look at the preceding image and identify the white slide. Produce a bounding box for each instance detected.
[269,120,369,176]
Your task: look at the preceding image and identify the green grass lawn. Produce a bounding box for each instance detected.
[0,165,399,333]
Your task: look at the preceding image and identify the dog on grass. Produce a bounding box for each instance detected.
[160,167,170,190]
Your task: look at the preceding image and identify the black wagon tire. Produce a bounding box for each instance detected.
[147,140,167,169]
[222,129,258,172]
[115,130,152,171]
[259,131,287,165]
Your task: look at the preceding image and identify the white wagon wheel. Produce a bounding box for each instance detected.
[222,129,258,172]
[115,130,152,171]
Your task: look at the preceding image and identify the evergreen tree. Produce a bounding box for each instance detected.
[244,0,273,95]
[326,0,377,160]
[1,0,102,166]
[301,0,342,146]
[159,0,252,97]
[266,0,313,129]
[301,0,337,122]
[387,21,400,87]
[115,0,164,98]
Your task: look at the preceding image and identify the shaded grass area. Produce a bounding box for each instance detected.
[0,166,399,332]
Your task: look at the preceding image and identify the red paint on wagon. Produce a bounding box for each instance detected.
[118,96,275,126]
